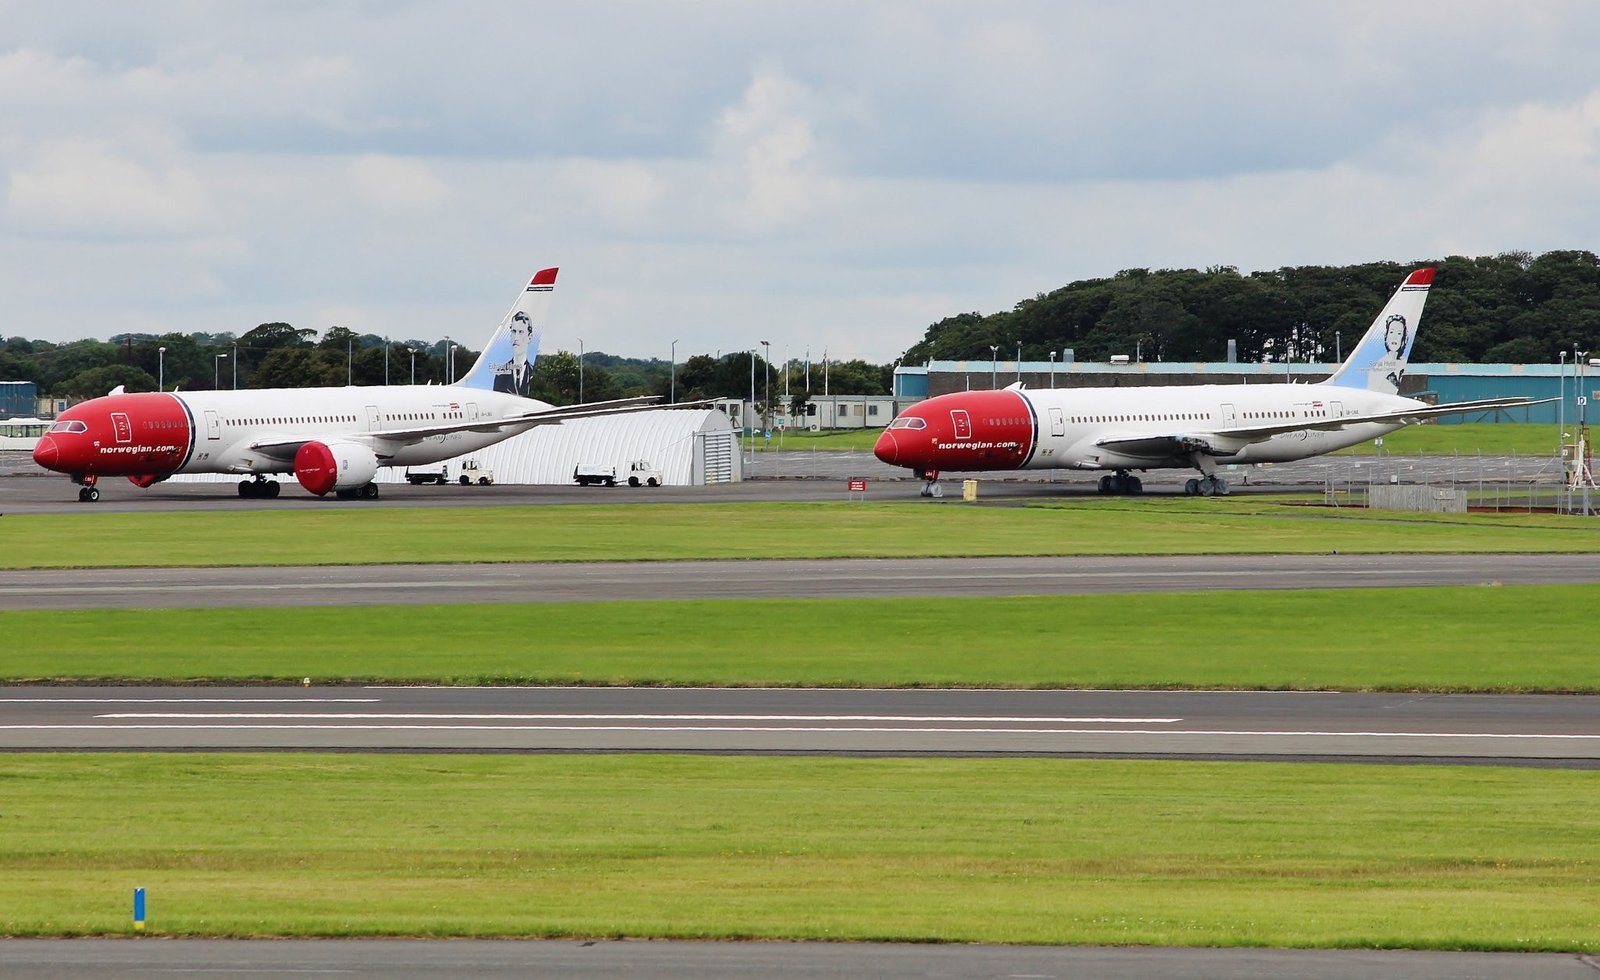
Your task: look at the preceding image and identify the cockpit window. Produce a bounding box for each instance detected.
[889,417,927,430]
[47,420,88,433]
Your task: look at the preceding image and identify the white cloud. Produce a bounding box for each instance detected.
[3,2,1600,365]
[7,136,216,237]
[348,154,451,213]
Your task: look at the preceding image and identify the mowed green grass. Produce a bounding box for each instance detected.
[1335,423,1559,456]
[2,754,1596,949]
[6,585,1597,691]
[4,499,1599,569]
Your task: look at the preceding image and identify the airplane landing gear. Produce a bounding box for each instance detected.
[1183,475,1230,496]
[916,468,944,498]
[1096,469,1144,495]
[74,474,100,502]
[238,477,282,499]
[334,483,381,501]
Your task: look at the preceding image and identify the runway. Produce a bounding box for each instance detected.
[5,552,1597,610]
[3,686,1596,764]
[2,938,1594,980]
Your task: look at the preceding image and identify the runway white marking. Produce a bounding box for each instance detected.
[94,713,1184,723]
[0,698,380,704]
[2,724,1595,740]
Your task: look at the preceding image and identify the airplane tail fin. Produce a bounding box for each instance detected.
[1320,268,1433,394]
[456,268,558,397]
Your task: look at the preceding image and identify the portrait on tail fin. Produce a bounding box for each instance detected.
[1370,314,1409,392]
[491,311,536,397]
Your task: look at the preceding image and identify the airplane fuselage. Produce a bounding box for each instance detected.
[874,383,1419,475]
[34,385,540,482]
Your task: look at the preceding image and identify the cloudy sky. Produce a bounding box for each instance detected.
[4,2,1599,363]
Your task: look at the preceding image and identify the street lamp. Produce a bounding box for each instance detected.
[231,342,237,389]
[158,346,166,392]
[408,347,417,385]
[1048,349,1056,388]
[760,339,771,432]
[444,336,454,383]
[670,339,678,404]
[214,352,227,390]
[578,338,584,403]
[989,345,998,389]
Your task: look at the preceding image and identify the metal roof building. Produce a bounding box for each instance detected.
[172,408,740,487]
[896,360,1578,424]
[427,407,739,486]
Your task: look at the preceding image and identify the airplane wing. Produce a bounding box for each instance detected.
[1094,396,1550,459]
[246,396,691,460]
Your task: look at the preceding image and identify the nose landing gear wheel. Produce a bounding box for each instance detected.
[77,487,99,502]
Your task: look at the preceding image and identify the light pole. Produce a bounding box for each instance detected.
[578,338,584,403]
[760,339,771,433]
[214,352,227,390]
[1016,341,1022,383]
[1336,331,1342,364]
[989,345,998,389]
[1560,350,1568,453]
[157,346,166,392]
[408,348,417,385]
[231,342,237,389]
[444,336,454,383]
[1048,349,1056,388]
[670,339,678,404]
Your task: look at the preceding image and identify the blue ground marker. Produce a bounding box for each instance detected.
[133,887,145,931]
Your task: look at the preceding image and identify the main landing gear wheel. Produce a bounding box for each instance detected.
[1184,476,1230,497]
[1097,471,1144,495]
[334,483,380,501]
[238,478,282,499]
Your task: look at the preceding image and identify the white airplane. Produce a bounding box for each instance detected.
[875,268,1540,496]
[33,268,659,501]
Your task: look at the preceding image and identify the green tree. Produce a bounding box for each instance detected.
[60,364,157,397]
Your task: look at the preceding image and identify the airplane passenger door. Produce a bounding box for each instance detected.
[1220,403,1237,428]
[366,405,381,431]
[467,403,479,422]
[1330,400,1344,419]
[1048,407,1066,437]
[204,410,221,441]
[950,409,972,440]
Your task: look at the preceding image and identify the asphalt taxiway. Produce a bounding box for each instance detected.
[3,938,1595,980]
[5,552,1598,610]
[3,686,1596,765]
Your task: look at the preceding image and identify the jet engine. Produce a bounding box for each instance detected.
[294,440,379,496]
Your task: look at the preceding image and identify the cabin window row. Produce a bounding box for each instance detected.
[1070,413,1204,423]
[227,415,359,426]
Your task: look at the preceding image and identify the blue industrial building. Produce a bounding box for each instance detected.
[893,361,1587,425]
[0,381,37,417]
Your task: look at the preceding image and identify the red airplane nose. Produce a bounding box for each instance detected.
[873,429,899,465]
[32,435,59,470]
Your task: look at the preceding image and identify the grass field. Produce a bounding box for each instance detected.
[5,585,1597,690]
[2,754,1595,949]
[4,498,1599,569]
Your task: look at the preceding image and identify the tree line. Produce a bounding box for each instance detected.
[7,249,1594,408]
[902,250,1600,367]
[0,322,892,413]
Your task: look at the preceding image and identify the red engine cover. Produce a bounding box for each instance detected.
[294,440,379,496]
[294,442,340,496]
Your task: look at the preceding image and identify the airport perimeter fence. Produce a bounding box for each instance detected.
[1322,451,1597,514]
